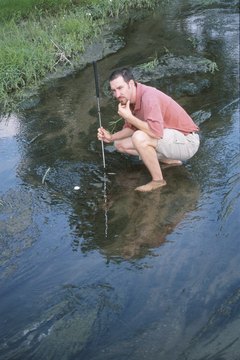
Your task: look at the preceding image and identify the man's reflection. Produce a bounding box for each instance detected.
[72,164,200,261]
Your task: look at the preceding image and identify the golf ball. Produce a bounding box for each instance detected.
[74,186,80,190]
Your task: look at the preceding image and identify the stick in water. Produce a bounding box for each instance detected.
[93,61,108,238]
[93,61,106,169]
[42,167,51,184]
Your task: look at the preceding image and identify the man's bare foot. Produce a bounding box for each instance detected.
[160,159,182,166]
[135,180,167,192]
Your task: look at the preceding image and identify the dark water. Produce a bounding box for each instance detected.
[0,1,239,359]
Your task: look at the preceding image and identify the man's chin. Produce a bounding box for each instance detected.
[119,99,127,105]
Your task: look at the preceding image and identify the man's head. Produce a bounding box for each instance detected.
[109,68,136,105]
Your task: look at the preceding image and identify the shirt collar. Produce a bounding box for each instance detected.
[133,82,142,112]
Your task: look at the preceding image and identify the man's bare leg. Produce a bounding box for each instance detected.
[132,131,167,192]
[114,137,139,156]
[114,134,168,192]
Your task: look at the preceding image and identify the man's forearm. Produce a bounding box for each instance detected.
[118,101,161,139]
[111,127,134,141]
[127,114,160,138]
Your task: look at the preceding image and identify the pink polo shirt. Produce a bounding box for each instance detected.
[124,82,199,138]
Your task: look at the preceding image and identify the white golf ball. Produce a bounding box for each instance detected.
[74,186,80,190]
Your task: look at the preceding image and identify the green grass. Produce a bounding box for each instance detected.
[0,0,89,22]
[138,56,159,71]
[0,0,160,111]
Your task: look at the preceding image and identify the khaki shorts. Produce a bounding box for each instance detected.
[156,128,200,161]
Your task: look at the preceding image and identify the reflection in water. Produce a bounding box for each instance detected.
[0,189,38,273]
[220,153,240,222]
[70,165,200,260]
[0,282,118,360]
[0,114,20,138]
[183,287,240,359]
[0,114,22,191]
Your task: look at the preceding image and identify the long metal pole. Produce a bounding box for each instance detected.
[93,61,108,238]
[93,61,106,169]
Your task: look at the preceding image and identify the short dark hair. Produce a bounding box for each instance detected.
[109,68,135,83]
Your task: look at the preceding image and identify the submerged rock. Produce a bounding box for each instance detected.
[0,282,115,360]
[132,54,218,82]
[157,78,211,98]
[0,189,37,268]
[191,109,212,126]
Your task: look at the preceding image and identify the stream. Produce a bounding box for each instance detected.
[0,1,239,359]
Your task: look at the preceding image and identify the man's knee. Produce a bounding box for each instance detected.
[132,130,152,149]
[114,140,126,153]
[132,130,147,147]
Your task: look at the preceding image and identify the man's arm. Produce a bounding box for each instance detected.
[118,101,161,139]
[98,126,134,143]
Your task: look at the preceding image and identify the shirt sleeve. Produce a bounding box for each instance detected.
[142,93,164,138]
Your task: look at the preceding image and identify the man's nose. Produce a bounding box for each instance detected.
[115,89,121,98]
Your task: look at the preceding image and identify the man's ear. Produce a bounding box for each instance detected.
[129,79,135,88]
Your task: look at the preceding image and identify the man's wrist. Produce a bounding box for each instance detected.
[127,114,136,125]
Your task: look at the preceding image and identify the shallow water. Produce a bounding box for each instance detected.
[0,1,239,359]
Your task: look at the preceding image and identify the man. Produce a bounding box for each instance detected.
[97,68,200,192]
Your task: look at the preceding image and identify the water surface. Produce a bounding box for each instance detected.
[0,1,239,359]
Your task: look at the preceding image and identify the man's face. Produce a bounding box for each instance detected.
[110,76,135,105]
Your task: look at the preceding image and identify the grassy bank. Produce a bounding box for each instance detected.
[0,0,159,111]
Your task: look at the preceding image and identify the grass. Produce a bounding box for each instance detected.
[138,55,159,71]
[0,0,87,22]
[0,0,160,111]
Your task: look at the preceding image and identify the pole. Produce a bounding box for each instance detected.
[93,61,108,238]
[93,61,106,169]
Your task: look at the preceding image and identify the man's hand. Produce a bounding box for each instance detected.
[97,127,112,143]
[118,100,133,122]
